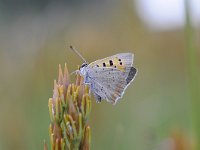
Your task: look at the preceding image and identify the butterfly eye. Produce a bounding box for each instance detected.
[80,63,88,68]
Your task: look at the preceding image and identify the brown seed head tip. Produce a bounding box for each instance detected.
[64,63,69,76]
[53,80,57,91]
[58,64,64,84]
[75,73,82,86]
[48,99,54,121]
[63,63,70,89]
[80,126,91,150]
[44,140,48,150]
[53,80,59,101]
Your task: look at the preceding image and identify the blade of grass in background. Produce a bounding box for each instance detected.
[184,0,200,149]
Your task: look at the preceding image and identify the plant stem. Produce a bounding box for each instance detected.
[184,0,200,149]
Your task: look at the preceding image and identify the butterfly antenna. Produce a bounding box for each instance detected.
[70,45,87,63]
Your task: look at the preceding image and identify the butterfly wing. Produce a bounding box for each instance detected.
[88,53,133,71]
[85,66,137,104]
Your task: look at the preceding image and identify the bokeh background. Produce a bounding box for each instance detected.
[0,0,199,150]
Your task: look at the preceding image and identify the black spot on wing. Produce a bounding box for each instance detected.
[126,67,137,84]
[109,60,113,66]
[103,63,106,67]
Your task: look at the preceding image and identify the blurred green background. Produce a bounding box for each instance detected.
[0,0,199,150]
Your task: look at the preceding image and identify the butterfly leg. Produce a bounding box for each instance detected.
[93,93,102,103]
[70,70,79,75]
[89,83,102,103]
[84,74,103,103]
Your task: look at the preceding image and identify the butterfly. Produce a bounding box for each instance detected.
[70,46,137,105]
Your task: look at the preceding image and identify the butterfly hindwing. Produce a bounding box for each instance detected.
[85,66,137,104]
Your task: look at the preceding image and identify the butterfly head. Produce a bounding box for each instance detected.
[79,62,88,76]
[80,62,88,68]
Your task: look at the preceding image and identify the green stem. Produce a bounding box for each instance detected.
[184,0,200,149]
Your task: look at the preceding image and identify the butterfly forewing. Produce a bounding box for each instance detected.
[88,53,133,71]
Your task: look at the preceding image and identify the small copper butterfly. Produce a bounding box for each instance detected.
[70,46,137,105]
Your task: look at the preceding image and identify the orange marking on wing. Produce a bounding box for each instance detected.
[89,53,132,72]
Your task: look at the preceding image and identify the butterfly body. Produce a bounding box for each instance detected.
[78,53,137,105]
